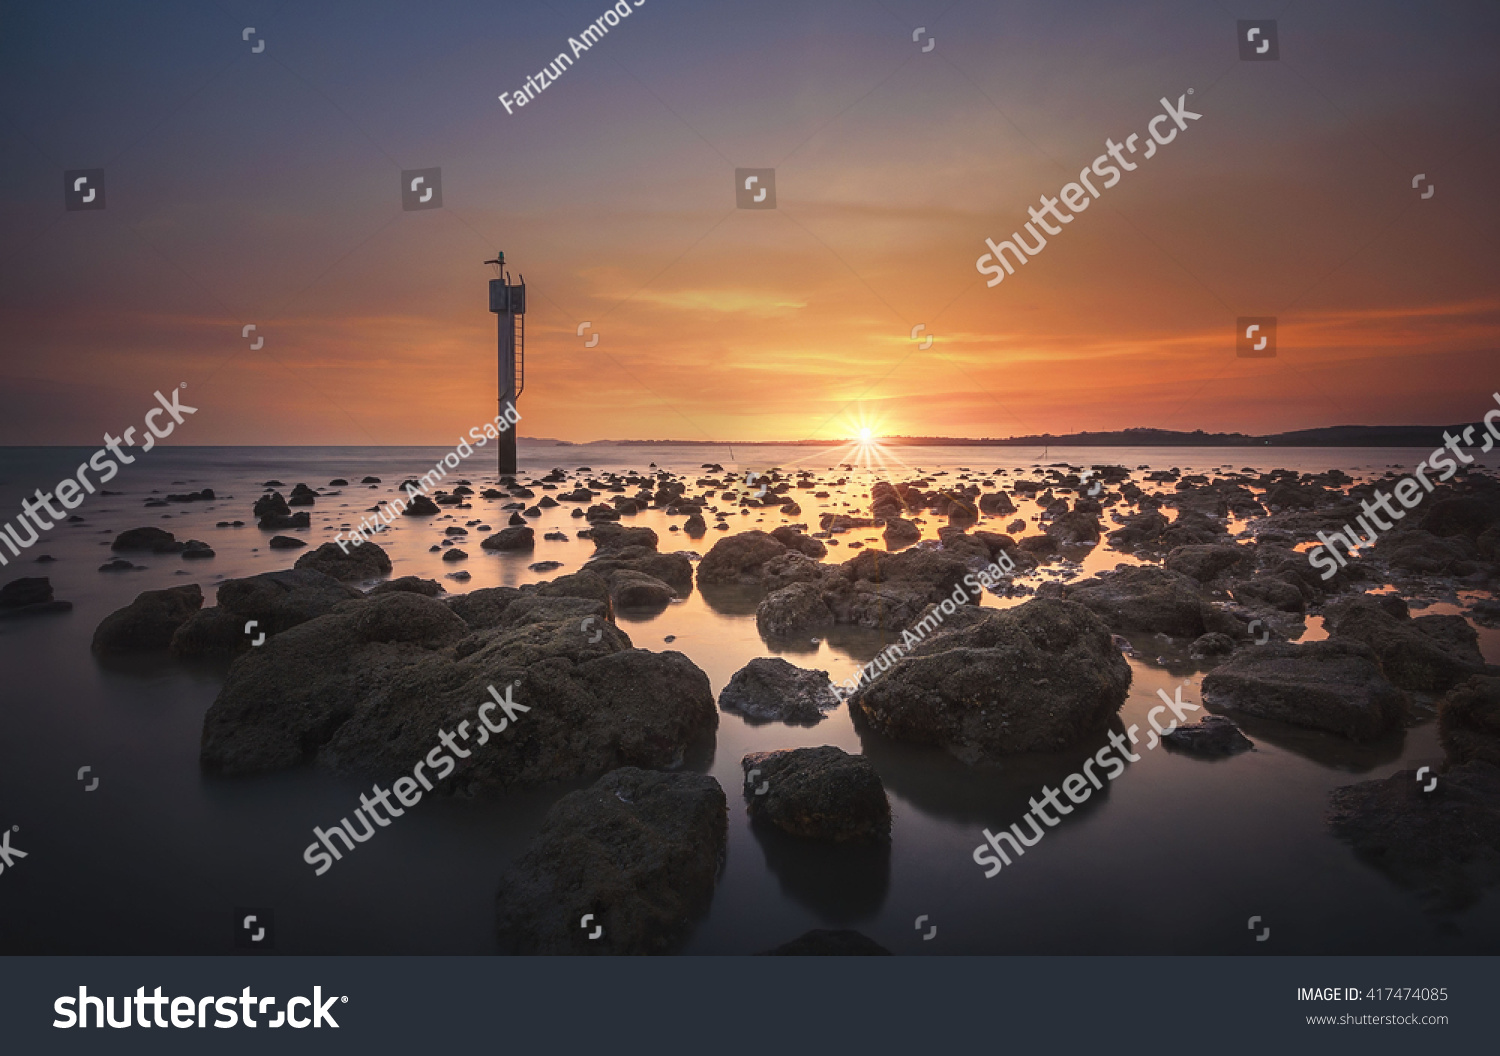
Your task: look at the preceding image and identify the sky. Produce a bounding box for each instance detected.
[2,0,1498,445]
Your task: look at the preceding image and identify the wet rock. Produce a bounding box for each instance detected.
[760,929,891,956]
[1162,714,1254,756]
[268,535,307,549]
[870,481,905,521]
[882,517,921,548]
[481,526,535,551]
[741,746,890,842]
[685,513,706,535]
[253,492,312,531]
[170,569,364,658]
[1189,632,1236,659]
[0,576,71,618]
[584,546,694,595]
[111,527,183,553]
[979,491,1016,516]
[853,599,1131,764]
[758,552,827,592]
[495,768,727,955]
[589,523,658,551]
[1328,761,1500,910]
[287,483,318,507]
[1106,510,1168,552]
[1043,510,1101,545]
[1323,594,1489,693]
[1165,544,1256,584]
[181,540,215,559]
[771,526,827,558]
[1439,675,1500,767]
[529,560,564,573]
[441,548,468,562]
[294,540,393,582]
[402,494,440,516]
[98,559,139,572]
[1230,575,1306,613]
[1017,534,1058,556]
[202,591,716,783]
[609,570,677,609]
[92,584,203,654]
[697,530,788,585]
[1202,640,1407,741]
[719,658,839,725]
[756,581,833,638]
[367,576,444,598]
[1159,509,1228,549]
[1064,565,1216,637]
[822,547,974,631]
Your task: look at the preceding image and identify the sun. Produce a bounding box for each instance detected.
[859,427,873,442]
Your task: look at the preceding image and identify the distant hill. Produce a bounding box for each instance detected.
[601,425,1473,447]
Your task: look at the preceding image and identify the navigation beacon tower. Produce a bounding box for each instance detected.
[485,252,525,476]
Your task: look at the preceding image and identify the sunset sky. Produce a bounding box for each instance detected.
[2,0,1498,445]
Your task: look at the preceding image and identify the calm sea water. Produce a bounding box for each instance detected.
[0,443,1495,955]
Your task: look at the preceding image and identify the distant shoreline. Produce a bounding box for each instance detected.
[588,424,1478,448]
[1,425,1483,450]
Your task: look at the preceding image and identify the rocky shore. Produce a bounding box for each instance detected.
[39,455,1498,949]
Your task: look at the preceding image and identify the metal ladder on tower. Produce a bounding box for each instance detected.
[514,312,525,399]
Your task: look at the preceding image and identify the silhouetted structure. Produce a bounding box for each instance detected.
[485,252,525,475]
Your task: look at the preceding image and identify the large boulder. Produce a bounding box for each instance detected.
[494,768,727,954]
[755,581,833,638]
[719,658,839,726]
[1063,565,1217,638]
[200,592,717,786]
[823,548,974,630]
[584,546,693,594]
[1165,544,1257,584]
[294,541,393,583]
[1323,594,1489,693]
[445,572,611,632]
[1328,761,1500,910]
[741,746,891,842]
[770,526,827,559]
[1439,675,1500,767]
[1202,640,1407,740]
[170,568,364,657]
[853,599,1131,764]
[608,570,677,609]
[697,531,787,585]
[92,584,203,653]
